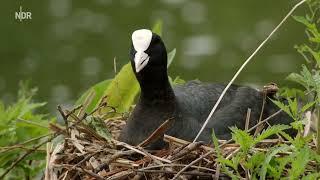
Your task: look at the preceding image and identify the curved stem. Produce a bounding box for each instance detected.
[193,0,308,143]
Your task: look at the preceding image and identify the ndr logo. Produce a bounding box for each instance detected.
[15,6,32,21]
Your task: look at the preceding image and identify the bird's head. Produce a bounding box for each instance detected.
[130,29,167,74]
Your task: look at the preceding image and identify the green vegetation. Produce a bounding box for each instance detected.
[212,0,320,178]
[0,82,54,179]
[1,1,320,179]
[0,22,179,180]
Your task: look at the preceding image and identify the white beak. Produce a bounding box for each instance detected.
[134,51,150,73]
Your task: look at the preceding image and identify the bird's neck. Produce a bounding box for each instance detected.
[137,69,175,104]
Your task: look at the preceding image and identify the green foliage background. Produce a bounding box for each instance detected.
[0,82,53,179]
[1,1,320,179]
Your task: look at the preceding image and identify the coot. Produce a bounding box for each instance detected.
[119,29,294,149]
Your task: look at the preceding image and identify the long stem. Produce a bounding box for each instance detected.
[193,0,308,142]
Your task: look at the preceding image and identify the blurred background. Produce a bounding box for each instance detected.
[0,0,306,113]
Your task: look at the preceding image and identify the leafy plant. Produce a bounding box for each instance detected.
[286,0,320,154]
[212,130,239,179]
[212,1,320,178]
[0,82,53,180]
[99,63,140,115]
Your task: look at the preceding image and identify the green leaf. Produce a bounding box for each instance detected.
[295,44,312,63]
[291,120,304,131]
[231,127,254,153]
[211,130,238,179]
[259,145,291,180]
[286,65,318,92]
[302,173,320,180]
[267,164,279,179]
[24,151,46,161]
[212,130,222,157]
[271,99,294,119]
[280,131,294,143]
[286,73,308,89]
[292,134,310,149]
[273,156,291,179]
[75,79,112,113]
[246,152,265,169]
[254,124,290,144]
[289,146,311,179]
[296,44,320,65]
[288,98,298,118]
[172,76,185,85]
[167,48,176,68]
[0,83,51,179]
[102,63,140,115]
[300,101,315,113]
[293,15,313,29]
[230,153,242,170]
[87,116,111,139]
[152,20,163,37]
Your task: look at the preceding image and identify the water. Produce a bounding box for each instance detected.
[0,0,306,113]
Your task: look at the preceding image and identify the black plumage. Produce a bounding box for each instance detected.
[119,30,294,149]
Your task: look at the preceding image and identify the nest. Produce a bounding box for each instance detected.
[45,98,318,180]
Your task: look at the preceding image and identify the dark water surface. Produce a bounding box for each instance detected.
[0,0,306,113]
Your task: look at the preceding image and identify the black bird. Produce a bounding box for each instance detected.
[119,29,294,149]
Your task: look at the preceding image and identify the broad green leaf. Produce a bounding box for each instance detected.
[75,79,112,113]
[101,63,140,115]
[152,20,163,37]
[24,152,46,161]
